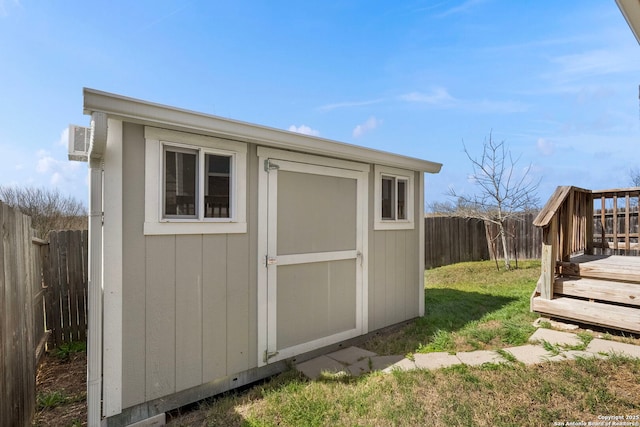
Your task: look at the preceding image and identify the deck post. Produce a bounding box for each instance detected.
[539,217,557,300]
[585,192,594,255]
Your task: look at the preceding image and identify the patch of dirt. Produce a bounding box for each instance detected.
[32,351,87,427]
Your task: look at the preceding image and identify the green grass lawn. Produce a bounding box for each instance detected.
[362,260,541,356]
[168,260,640,427]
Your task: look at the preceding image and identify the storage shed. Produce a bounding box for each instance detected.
[76,88,442,426]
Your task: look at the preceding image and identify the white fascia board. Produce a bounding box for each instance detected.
[83,88,443,173]
[617,0,640,45]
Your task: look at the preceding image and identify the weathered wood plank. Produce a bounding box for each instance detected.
[67,231,80,342]
[559,255,640,283]
[532,296,640,334]
[0,204,7,427]
[539,217,557,299]
[0,202,37,427]
[554,277,640,306]
[533,186,575,227]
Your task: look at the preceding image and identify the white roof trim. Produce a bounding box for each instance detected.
[83,88,442,173]
[617,0,640,45]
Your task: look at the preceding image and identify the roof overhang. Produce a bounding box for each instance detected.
[617,0,640,44]
[83,88,442,174]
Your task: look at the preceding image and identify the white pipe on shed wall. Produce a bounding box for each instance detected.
[87,158,104,427]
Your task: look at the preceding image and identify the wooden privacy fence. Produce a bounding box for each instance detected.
[43,229,88,346]
[424,212,542,269]
[424,216,490,268]
[1,201,42,427]
[1,198,87,427]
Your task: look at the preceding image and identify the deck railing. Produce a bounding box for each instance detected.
[533,186,640,299]
[592,188,640,253]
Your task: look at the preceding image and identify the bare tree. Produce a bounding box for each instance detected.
[630,168,640,187]
[0,186,87,238]
[448,133,539,270]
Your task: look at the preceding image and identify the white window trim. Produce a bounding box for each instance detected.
[374,165,415,230]
[144,127,247,235]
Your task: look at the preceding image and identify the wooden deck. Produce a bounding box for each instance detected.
[531,254,640,333]
[558,254,640,283]
[531,186,640,334]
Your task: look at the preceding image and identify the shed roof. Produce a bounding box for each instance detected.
[617,0,640,45]
[83,88,442,173]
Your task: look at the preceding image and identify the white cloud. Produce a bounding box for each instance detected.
[400,87,456,106]
[57,127,69,147]
[0,0,21,16]
[318,99,384,112]
[547,47,640,82]
[536,138,554,156]
[288,124,320,136]
[400,87,527,113]
[435,0,486,18]
[36,149,82,185]
[352,116,381,138]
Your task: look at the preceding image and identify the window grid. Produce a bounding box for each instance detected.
[162,143,234,222]
[381,174,408,222]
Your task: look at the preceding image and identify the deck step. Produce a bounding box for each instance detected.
[558,255,640,283]
[532,296,640,334]
[554,277,640,307]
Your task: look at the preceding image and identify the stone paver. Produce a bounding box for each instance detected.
[502,344,553,365]
[347,355,406,376]
[370,355,406,370]
[382,358,417,373]
[586,338,640,358]
[413,352,461,370]
[529,328,582,347]
[456,350,507,366]
[296,355,347,380]
[326,346,377,365]
[295,330,640,380]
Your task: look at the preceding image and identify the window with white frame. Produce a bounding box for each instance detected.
[145,127,247,235]
[374,165,414,230]
[163,145,233,220]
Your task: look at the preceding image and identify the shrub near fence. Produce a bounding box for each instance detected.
[0,201,40,427]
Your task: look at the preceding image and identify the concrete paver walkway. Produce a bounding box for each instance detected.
[295,328,640,380]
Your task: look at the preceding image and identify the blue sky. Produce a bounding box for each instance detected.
[1,0,640,208]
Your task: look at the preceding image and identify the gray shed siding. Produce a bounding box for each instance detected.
[367,171,421,331]
[120,123,259,408]
[118,123,422,409]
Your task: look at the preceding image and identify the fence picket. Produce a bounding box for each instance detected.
[0,201,38,427]
[425,213,542,269]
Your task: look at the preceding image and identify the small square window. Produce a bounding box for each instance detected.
[144,126,247,235]
[374,166,414,230]
[381,175,409,221]
[162,145,235,221]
